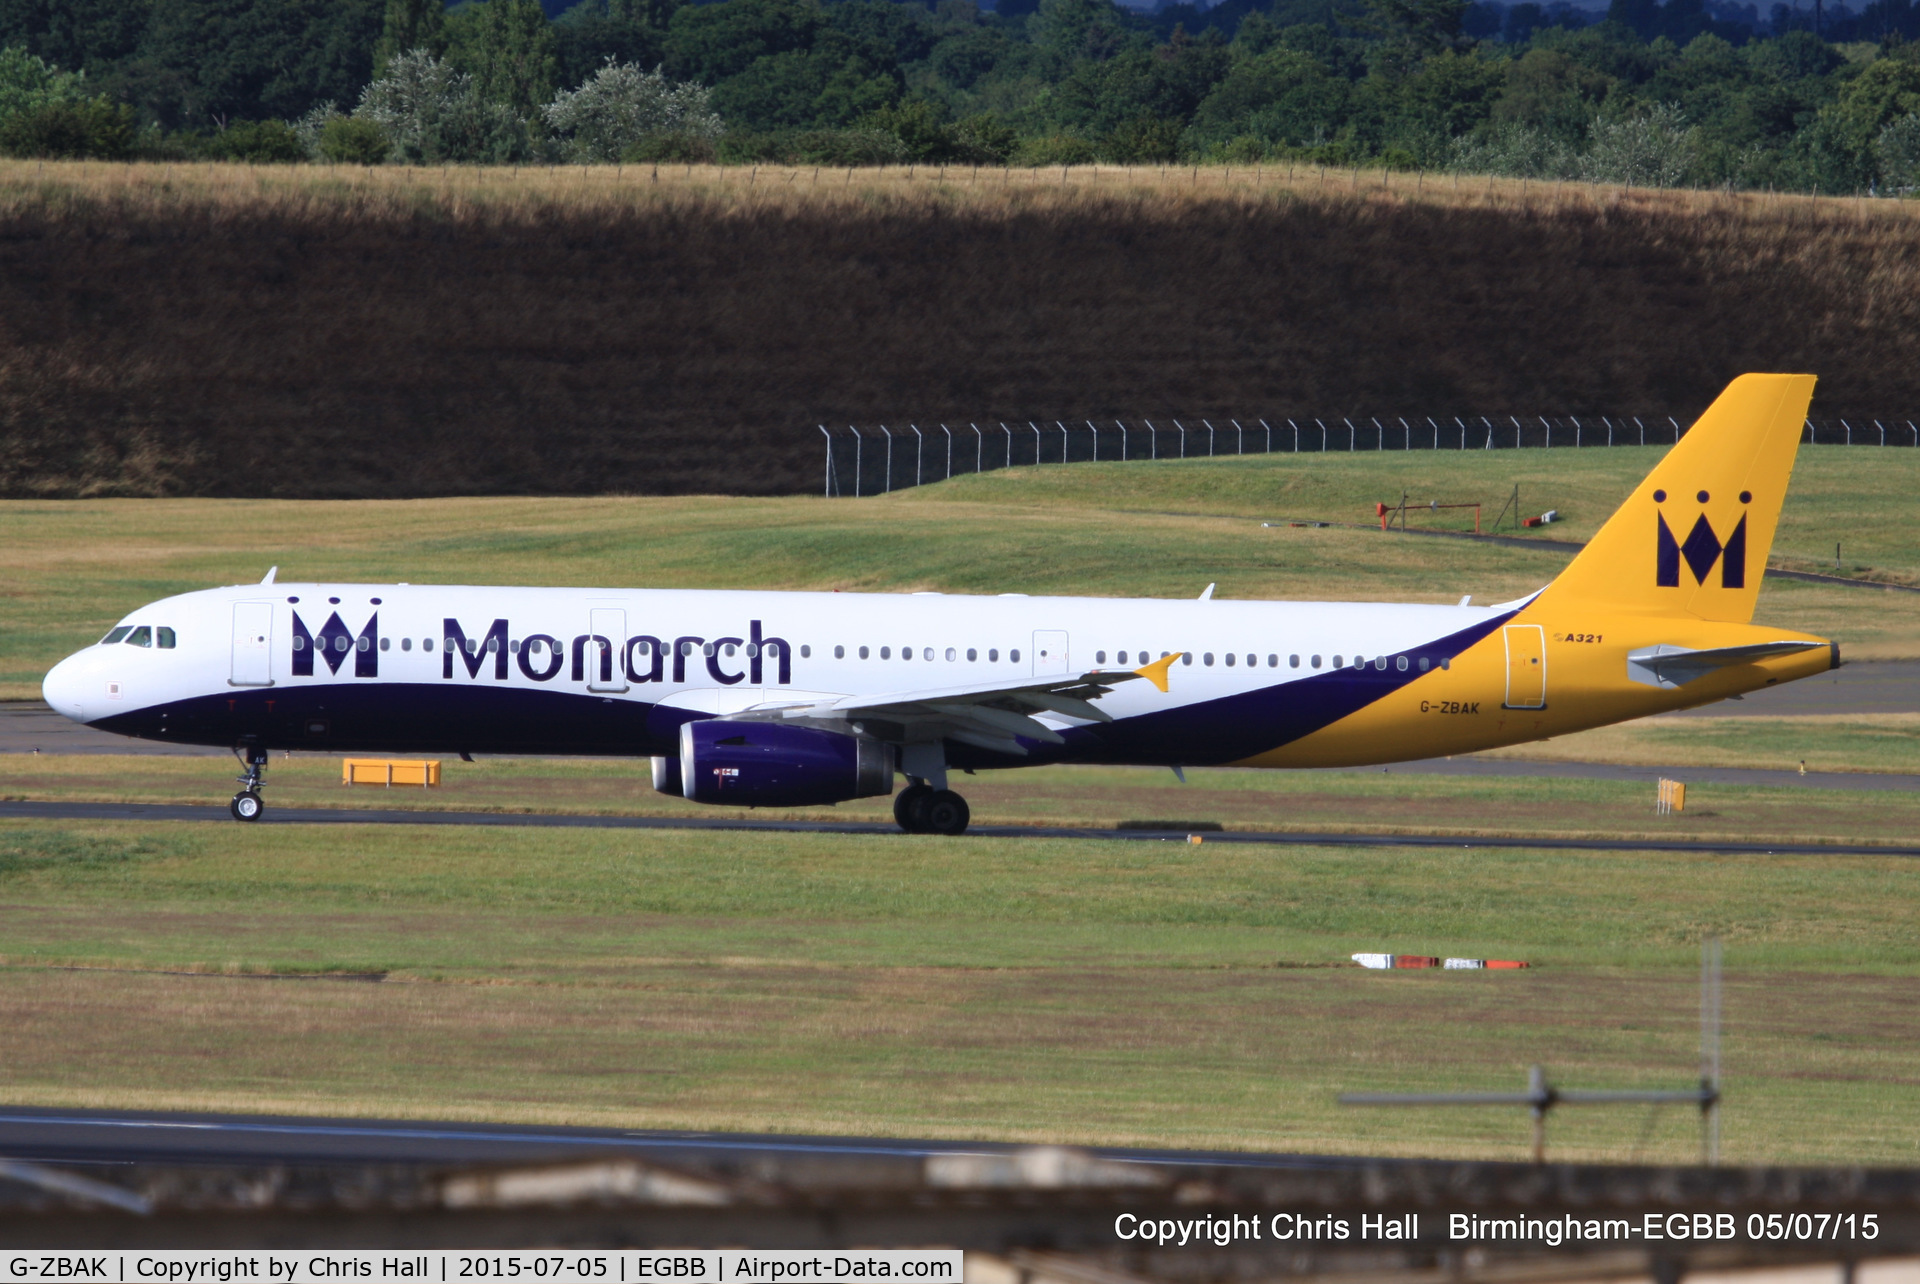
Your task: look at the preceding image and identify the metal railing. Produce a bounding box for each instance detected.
[818,416,1920,497]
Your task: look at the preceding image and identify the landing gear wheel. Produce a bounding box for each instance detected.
[923,790,970,836]
[894,783,934,833]
[230,791,264,822]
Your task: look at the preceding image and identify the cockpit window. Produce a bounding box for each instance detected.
[125,626,152,647]
[156,627,176,649]
[101,627,132,645]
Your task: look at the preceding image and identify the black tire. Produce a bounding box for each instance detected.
[231,791,263,822]
[893,783,933,833]
[924,790,970,836]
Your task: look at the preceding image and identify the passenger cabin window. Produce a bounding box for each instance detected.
[125,626,152,647]
[1010,649,1021,662]
[102,627,132,645]
[1333,655,1343,668]
[967,648,977,661]
[1116,651,1127,664]
[859,646,869,659]
[423,638,434,652]
[1419,657,1429,671]
[402,638,412,651]
[1267,654,1277,667]
[1096,651,1107,664]
[1440,657,1450,670]
[1311,655,1322,669]
[379,637,390,651]
[1397,656,1408,671]
[1223,653,1233,666]
[945,647,956,661]
[1290,655,1300,668]
[156,627,176,649]
[880,647,891,659]
[1181,653,1193,665]
[800,645,811,658]
[989,649,999,661]
[835,645,845,659]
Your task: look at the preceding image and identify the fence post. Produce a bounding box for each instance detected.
[881,425,894,493]
[1345,419,1356,452]
[911,423,923,487]
[1373,417,1384,450]
[1261,419,1272,453]
[1059,420,1070,463]
[1513,416,1523,449]
[1401,417,1411,450]
[1427,417,1439,450]
[1233,420,1244,454]
[850,426,864,498]
[1029,421,1041,465]
[972,423,983,473]
[1120,420,1129,460]
[1088,420,1099,463]
[1203,420,1216,456]
[1636,417,1646,446]
[1175,420,1187,458]
[820,425,833,497]
[942,423,953,479]
[1877,420,1886,446]
[1483,418,1494,450]
[1541,416,1552,449]
[1146,419,1158,460]
[1319,419,1328,452]
[1670,416,1681,443]
[1456,417,1466,450]
[1001,422,1013,468]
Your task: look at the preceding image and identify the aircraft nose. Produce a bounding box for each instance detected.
[42,650,94,724]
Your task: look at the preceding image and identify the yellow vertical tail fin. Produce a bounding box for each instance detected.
[1540,374,1815,624]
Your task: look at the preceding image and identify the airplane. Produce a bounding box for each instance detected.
[41,374,1836,833]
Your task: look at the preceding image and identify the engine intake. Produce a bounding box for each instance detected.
[679,720,895,807]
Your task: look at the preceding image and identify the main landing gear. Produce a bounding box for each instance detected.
[893,781,971,836]
[230,744,268,822]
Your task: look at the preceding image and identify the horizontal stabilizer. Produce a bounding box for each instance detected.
[1626,640,1824,688]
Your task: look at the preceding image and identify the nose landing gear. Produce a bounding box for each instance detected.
[892,781,971,835]
[230,744,268,822]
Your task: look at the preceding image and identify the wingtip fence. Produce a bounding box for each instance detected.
[818,417,1918,497]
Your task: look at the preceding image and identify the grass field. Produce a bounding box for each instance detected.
[3,444,1916,699]
[0,818,1914,1164]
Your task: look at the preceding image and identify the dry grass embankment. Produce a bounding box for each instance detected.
[4,160,1920,498]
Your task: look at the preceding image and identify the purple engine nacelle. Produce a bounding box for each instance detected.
[679,719,896,807]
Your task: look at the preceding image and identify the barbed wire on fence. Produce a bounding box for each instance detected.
[818,416,1920,498]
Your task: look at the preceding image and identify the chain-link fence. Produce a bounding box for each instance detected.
[818,416,1920,497]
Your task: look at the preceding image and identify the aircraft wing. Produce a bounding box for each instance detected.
[1626,640,1824,688]
[738,655,1180,755]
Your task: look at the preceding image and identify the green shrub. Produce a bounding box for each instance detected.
[0,97,134,159]
[319,115,392,164]
[622,131,721,163]
[209,119,308,163]
[1012,132,1097,167]
[1100,116,1182,163]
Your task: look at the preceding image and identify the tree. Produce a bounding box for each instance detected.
[1877,109,1920,187]
[543,58,721,160]
[356,48,529,162]
[373,0,446,75]
[0,42,86,121]
[446,0,558,115]
[665,0,825,85]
